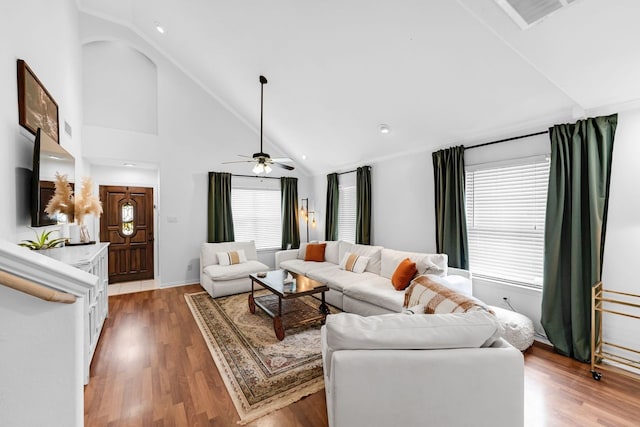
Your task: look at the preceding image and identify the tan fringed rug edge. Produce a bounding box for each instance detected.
[184,291,326,425]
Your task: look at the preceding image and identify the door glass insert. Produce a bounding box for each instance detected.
[122,202,134,236]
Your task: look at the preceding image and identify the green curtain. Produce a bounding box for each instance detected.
[432,146,469,269]
[325,173,339,241]
[541,114,617,362]
[281,177,301,250]
[356,166,372,245]
[207,172,235,243]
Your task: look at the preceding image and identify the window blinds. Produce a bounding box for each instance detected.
[338,186,357,244]
[465,157,550,288]
[231,188,282,250]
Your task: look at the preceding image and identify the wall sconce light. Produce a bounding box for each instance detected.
[301,197,316,242]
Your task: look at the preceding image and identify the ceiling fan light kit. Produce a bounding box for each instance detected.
[252,161,272,174]
[222,75,294,174]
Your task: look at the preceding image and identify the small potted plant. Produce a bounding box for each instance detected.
[19,228,66,250]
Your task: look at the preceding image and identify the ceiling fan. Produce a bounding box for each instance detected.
[223,75,294,174]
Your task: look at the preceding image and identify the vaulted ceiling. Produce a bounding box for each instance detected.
[78,0,640,175]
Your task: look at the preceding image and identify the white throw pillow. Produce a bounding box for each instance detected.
[339,252,370,273]
[297,242,308,259]
[324,241,340,264]
[217,249,247,266]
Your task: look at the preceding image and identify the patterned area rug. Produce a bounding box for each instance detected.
[185,291,334,425]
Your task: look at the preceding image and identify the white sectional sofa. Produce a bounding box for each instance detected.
[321,311,524,427]
[200,241,269,298]
[275,241,472,316]
[278,241,525,426]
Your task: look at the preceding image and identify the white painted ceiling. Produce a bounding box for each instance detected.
[78,0,640,175]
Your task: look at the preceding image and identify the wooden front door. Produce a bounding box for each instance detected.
[99,186,154,284]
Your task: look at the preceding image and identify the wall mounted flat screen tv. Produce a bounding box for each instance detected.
[31,128,75,227]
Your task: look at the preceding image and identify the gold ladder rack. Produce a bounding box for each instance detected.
[591,281,640,381]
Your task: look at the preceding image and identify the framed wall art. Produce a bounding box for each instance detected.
[17,59,59,143]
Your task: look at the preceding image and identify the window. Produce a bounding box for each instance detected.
[121,202,134,236]
[465,156,550,288]
[338,185,357,243]
[231,188,282,250]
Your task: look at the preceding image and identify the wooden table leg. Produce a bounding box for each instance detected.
[248,279,256,314]
[248,294,255,314]
[274,315,285,340]
[319,291,330,323]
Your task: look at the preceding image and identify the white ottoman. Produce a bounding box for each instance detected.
[489,305,535,351]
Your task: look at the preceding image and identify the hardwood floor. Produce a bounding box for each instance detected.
[85,285,640,427]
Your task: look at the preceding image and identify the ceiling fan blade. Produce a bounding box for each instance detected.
[222,160,254,164]
[271,157,292,163]
[273,162,295,171]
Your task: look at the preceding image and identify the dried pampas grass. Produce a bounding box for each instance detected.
[75,176,103,225]
[45,173,75,219]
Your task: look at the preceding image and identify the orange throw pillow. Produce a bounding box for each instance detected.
[305,243,327,262]
[392,258,418,290]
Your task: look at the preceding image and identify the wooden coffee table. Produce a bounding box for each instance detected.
[248,270,330,340]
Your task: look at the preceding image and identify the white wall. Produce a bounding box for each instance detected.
[311,150,437,251]
[80,14,311,287]
[371,152,437,252]
[0,3,85,423]
[0,0,84,243]
[601,108,640,358]
[83,40,158,133]
[0,286,83,427]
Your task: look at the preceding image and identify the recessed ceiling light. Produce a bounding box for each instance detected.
[302,154,307,160]
[123,162,136,167]
[155,23,165,34]
[379,124,390,134]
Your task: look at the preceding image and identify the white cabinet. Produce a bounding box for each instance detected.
[42,242,109,383]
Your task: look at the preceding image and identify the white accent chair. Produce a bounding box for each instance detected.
[321,312,525,427]
[200,241,269,298]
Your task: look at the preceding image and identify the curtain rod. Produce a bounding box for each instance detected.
[465,130,549,151]
[337,169,356,175]
[337,165,371,175]
[232,174,281,180]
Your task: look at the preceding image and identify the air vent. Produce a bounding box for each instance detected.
[495,0,579,29]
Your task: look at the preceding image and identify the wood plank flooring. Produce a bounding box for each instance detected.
[85,284,640,427]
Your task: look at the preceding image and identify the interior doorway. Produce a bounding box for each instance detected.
[99,185,154,284]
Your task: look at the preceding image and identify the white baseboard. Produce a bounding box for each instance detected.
[159,281,201,289]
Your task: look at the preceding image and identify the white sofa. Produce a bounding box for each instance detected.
[200,241,269,298]
[275,241,472,316]
[321,311,525,427]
